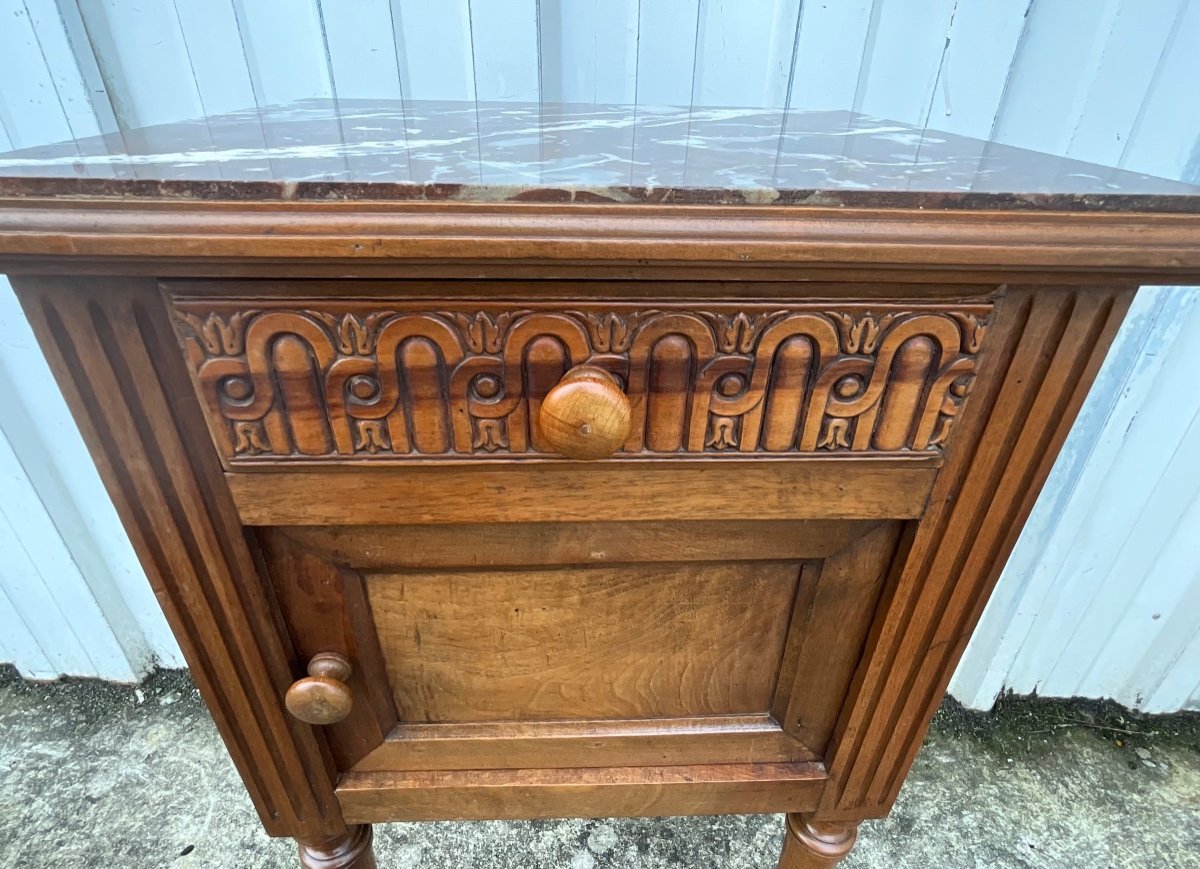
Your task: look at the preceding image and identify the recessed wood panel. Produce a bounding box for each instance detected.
[366,561,800,722]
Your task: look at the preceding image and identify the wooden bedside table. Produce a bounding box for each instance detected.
[2,102,1198,868]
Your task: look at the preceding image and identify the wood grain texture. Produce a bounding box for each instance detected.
[365,561,799,722]
[819,284,1136,821]
[778,814,858,868]
[336,762,826,823]
[168,298,990,465]
[257,530,397,771]
[9,276,348,839]
[277,520,877,568]
[228,460,939,525]
[351,715,815,773]
[2,199,1200,280]
[537,365,633,459]
[285,652,355,726]
[773,523,904,755]
[297,826,376,869]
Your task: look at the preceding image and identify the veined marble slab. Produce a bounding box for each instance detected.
[1,100,1197,211]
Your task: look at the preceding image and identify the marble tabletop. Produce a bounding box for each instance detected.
[1,100,1198,212]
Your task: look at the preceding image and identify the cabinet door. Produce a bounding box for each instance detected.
[259,517,904,821]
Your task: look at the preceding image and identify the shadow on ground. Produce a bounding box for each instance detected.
[0,667,1196,868]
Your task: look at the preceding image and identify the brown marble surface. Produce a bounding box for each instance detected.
[1,100,1198,211]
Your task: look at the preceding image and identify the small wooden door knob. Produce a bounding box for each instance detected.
[538,365,632,460]
[285,652,353,725]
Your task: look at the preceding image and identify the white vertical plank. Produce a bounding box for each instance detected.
[172,0,259,115]
[1065,0,1187,167]
[21,0,105,139]
[853,0,957,123]
[1098,488,1200,711]
[1144,619,1200,712]
[635,0,700,107]
[0,428,135,680]
[1119,0,1200,181]
[45,0,119,135]
[170,0,270,181]
[692,0,800,108]
[0,580,55,679]
[0,281,182,673]
[788,0,874,113]
[1044,403,1200,698]
[74,0,205,129]
[469,0,539,102]
[231,0,332,105]
[540,0,639,104]
[990,0,1121,154]
[924,0,1032,137]
[0,0,76,148]
[393,0,476,101]
[315,0,404,101]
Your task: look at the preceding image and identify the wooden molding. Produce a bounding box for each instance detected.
[9,276,351,840]
[2,198,1200,280]
[337,761,827,823]
[820,283,1135,820]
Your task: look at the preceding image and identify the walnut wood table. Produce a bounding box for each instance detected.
[2,102,1199,868]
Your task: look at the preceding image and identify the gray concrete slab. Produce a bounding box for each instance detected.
[0,669,1196,868]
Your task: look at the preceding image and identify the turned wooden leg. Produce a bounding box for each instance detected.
[778,813,858,868]
[297,825,376,869]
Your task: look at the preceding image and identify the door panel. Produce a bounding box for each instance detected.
[259,517,904,774]
[367,561,798,722]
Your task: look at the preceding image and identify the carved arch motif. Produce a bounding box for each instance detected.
[172,299,991,464]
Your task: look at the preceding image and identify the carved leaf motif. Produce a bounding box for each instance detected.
[177,310,258,356]
[829,312,906,353]
[447,311,524,354]
[701,311,787,353]
[950,312,988,354]
[571,310,659,352]
[817,418,851,450]
[353,420,391,454]
[307,311,394,355]
[472,418,508,452]
[929,416,955,448]
[232,421,271,455]
[705,417,739,450]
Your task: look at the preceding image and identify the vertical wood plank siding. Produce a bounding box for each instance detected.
[0,0,1197,707]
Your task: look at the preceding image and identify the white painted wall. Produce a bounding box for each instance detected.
[0,0,1197,706]
[0,284,185,677]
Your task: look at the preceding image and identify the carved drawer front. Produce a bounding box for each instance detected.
[169,293,991,467]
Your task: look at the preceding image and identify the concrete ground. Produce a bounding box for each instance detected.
[0,669,1196,869]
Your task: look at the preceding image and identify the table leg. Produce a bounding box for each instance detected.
[778,813,858,868]
[297,825,376,869]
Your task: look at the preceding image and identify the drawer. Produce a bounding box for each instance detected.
[166,285,992,468]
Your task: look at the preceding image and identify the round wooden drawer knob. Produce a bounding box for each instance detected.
[285,652,353,725]
[538,365,632,460]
